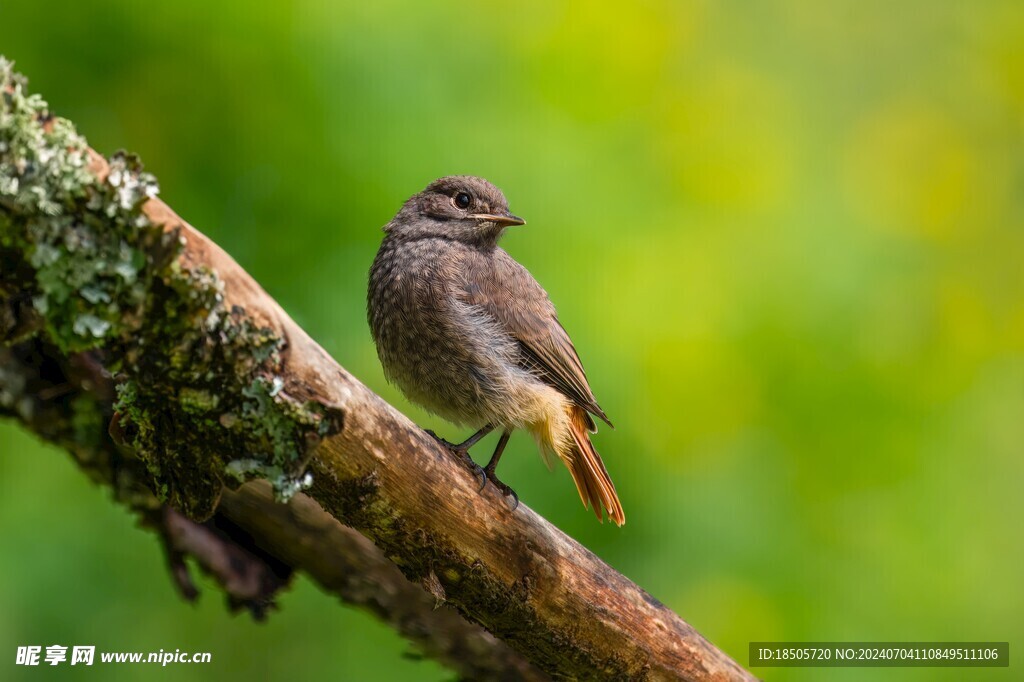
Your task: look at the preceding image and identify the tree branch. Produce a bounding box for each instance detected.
[0,338,544,681]
[0,58,753,680]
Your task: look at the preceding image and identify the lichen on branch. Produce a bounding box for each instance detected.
[0,57,333,520]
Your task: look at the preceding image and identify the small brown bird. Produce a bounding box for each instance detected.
[368,176,624,525]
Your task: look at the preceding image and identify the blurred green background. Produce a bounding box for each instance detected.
[2,1,1023,680]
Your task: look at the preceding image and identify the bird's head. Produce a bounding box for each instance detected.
[386,175,525,246]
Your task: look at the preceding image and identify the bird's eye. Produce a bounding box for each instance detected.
[454,192,471,209]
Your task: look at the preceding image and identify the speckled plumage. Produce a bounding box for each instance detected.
[368,176,624,525]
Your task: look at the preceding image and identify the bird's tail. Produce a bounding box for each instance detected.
[560,405,625,526]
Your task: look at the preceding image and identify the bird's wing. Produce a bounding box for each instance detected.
[455,249,611,428]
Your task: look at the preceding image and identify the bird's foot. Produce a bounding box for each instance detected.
[463,455,488,492]
[483,465,519,512]
[425,429,488,491]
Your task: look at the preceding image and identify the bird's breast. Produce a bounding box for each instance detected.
[367,238,534,427]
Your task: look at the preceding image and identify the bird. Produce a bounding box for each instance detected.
[367,176,624,525]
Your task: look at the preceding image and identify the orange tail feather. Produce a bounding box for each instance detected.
[564,406,625,526]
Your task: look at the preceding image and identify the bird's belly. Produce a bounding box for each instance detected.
[386,347,497,427]
[373,303,543,429]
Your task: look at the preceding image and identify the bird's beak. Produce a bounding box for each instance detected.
[471,213,526,227]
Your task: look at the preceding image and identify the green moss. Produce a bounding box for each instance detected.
[179,387,220,414]
[1,57,337,520]
[1,60,161,353]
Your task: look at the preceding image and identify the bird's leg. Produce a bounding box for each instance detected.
[425,424,493,490]
[483,430,518,511]
[424,423,493,451]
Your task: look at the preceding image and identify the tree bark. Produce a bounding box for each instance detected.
[0,58,754,681]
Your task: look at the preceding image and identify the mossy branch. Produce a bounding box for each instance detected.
[0,58,753,681]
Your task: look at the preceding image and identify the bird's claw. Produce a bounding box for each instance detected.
[485,467,519,512]
[448,447,487,490]
[467,458,488,491]
[432,434,486,490]
[423,427,515,510]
